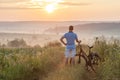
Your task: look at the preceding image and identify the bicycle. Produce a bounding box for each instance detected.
[75,42,100,73]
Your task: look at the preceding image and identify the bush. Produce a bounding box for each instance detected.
[7,38,27,48]
[44,41,62,48]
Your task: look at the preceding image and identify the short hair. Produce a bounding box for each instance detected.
[69,25,74,30]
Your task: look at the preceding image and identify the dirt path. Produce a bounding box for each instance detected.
[40,56,65,80]
[40,57,97,80]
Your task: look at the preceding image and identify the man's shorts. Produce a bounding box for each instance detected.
[65,48,76,58]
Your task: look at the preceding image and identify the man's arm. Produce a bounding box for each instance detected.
[76,37,81,44]
[60,36,66,46]
[75,34,81,44]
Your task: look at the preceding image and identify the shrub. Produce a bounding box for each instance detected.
[7,38,27,48]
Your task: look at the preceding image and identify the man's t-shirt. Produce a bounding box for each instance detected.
[63,32,78,49]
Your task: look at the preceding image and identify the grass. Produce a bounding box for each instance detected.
[93,37,120,80]
[0,42,64,80]
[0,38,120,80]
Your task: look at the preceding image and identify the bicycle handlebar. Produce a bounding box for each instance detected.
[78,40,82,46]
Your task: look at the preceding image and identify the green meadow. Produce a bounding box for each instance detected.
[0,37,120,80]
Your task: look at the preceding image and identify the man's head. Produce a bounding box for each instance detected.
[69,25,74,31]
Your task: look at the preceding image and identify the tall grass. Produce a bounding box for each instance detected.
[0,41,64,80]
[0,37,120,80]
[44,37,120,80]
[93,37,120,80]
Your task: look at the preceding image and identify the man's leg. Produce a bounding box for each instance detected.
[72,57,75,65]
[65,49,69,65]
[65,57,69,65]
[71,49,76,65]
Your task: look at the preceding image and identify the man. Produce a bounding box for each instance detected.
[60,25,80,65]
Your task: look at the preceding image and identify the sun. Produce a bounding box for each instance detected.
[30,0,63,13]
[45,4,56,13]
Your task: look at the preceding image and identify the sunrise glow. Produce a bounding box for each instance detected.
[30,0,63,13]
[0,0,120,21]
[45,4,56,13]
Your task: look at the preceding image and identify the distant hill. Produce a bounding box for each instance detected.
[0,21,91,34]
[0,21,120,36]
[45,22,120,35]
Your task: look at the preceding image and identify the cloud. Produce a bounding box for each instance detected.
[0,1,43,9]
[0,7,43,9]
[0,0,29,3]
[0,0,90,9]
[59,2,90,6]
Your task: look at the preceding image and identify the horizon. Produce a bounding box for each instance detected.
[0,20,120,22]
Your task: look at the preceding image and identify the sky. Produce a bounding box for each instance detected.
[0,0,120,21]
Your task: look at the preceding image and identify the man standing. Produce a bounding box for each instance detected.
[60,25,80,65]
